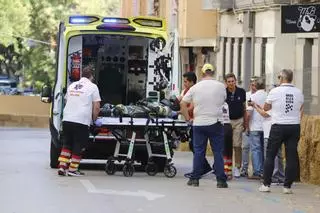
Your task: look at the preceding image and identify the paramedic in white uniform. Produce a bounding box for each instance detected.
[57,66,101,177]
[259,69,304,194]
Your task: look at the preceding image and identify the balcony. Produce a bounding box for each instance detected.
[202,0,298,10]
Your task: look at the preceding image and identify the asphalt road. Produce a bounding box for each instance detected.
[0,127,320,213]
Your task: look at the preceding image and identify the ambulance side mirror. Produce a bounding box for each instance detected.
[40,84,52,103]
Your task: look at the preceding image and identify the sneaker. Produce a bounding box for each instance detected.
[184,172,193,178]
[184,167,212,179]
[68,170,85,177]
[240,170,248,177]
[283,187,293,194]
[187,179,199,187]
[58,168,67,176]
[202,167,213,177]
[217,181,228,188]
[234,168,241,178]
[258,184,271,192]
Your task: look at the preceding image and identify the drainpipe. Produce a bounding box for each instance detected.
[250,10,255,77]
[248,0,256,79]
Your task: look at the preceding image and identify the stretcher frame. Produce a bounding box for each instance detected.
[90,116,189,177]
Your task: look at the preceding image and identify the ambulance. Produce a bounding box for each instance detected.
[40,15,182,171]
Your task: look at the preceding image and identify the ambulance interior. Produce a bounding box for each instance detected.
[67,34,152,105]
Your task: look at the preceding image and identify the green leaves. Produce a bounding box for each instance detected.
[0,0,120,93]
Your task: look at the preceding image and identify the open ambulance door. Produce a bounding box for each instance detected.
[51,22,66,141]
[170,29,181,97]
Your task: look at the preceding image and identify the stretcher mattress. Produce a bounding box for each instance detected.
[98,117,188,127]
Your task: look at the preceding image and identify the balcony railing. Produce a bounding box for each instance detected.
[202,0,315,10]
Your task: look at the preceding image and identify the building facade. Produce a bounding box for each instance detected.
[209,0,320,114]
[120,0,219,80]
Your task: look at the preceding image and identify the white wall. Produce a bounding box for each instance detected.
[255,10,276,38]
[220,13,244,38]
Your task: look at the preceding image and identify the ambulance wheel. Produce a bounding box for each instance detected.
[123,163,134,177]
[164,165,177,178]
[105,160,116,175]
[50,140,60,169]
[145,163,158,176]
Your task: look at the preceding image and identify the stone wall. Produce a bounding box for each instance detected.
[0,96,50,128]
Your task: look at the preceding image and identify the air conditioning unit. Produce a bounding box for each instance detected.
[202,0,233,10]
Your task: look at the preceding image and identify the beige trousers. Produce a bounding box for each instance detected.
[230,118,244,168]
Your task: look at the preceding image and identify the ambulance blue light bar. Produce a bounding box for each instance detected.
[102,18,130,24]
[133,18,162,27]
[69,16,99,24]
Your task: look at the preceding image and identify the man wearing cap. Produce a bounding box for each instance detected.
[178,71,213,178]
[180,63,228,188]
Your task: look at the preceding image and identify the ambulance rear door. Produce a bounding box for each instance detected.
[52,22,66,135]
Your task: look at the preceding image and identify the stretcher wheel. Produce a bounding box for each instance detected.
[123,163,134,177]
[164,165,177,178]
[105,160,116,175]
[145,163,158,176]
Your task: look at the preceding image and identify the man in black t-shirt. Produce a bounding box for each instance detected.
[225,73,247,178]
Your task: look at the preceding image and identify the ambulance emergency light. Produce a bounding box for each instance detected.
[133,18,162,27]
[102,18,130,24]
[69,16,99,24]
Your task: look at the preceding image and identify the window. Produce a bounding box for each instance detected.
[223,38,227,77]
[230,38,235,73]
[238,38,243,82]
[261,38,267,78]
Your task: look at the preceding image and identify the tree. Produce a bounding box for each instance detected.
[0,0,120,92]
[0,0,30,77]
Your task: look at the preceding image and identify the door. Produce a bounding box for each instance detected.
[52,22,66,134]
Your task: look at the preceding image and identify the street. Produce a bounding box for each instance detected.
[0,128,320,213]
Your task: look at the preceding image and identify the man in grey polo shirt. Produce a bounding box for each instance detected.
[259,69,304,194]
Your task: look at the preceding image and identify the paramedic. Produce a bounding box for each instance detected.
[178,72,212,178]
[57,66,101,177]
[259,69,304,194]
[180,63,228,188]
[225,73,247,178]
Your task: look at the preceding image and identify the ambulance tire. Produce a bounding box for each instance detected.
[50,139,60,169]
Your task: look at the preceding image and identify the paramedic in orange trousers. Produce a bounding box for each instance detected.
[178,72,213,178]
[57,66,101,177]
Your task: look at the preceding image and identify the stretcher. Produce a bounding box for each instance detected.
[90,116,190,177]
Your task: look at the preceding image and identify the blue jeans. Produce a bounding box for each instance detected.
[248,131,264,176]
[241,132,250,173]
[192,122,227,182]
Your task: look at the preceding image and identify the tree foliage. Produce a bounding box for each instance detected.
[0,0,120,92]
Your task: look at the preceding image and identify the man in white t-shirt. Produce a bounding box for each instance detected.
[180,63,228,188]
[247,78,267,179]
[259,69,304,194]
[57,66,101,177]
